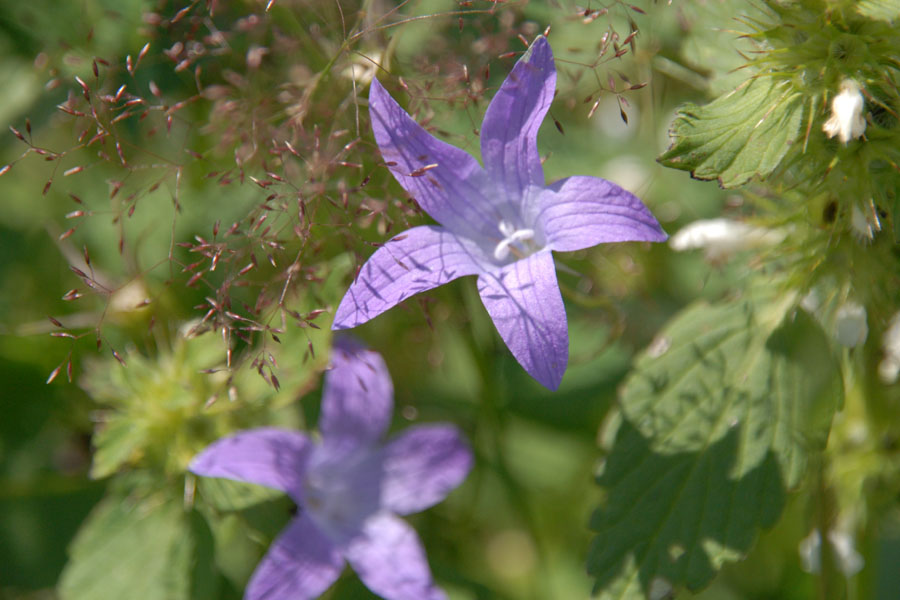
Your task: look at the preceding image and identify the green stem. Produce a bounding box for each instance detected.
[470,335,552,600]
[815,458,847,600]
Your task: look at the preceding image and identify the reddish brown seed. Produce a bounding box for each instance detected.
[0,165,10,177]
[187,272,204,287]
[64,166,84,177]
[74,75,90,100]
[112,349,126,366]
[111,111,132,124]
[137,42,150,65]
[46,364,62,384]
[58,228,76,241]
[62,289,82,301]
[409,163,438,177]
[171,5,191,23]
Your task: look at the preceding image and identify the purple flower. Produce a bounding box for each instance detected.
[189,339,471,600]
[332,36,666,390]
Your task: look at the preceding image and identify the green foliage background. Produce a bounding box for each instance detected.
[1,1,899,599]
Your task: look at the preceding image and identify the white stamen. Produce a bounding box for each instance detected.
[493,220,536,261]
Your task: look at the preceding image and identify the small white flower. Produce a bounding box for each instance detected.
[823,79,866,144]
[342,52,382,86]
[850,202,881,242]
[669,218,785,262]
[109,280,150,315]
[800,284,868,348]
[879,311,900,384]
[799,528,864,577]
[834,301,868,348]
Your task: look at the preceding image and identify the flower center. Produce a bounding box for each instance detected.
[493,220,538,261]
[302,444,382,540]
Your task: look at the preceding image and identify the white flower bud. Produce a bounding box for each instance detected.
[342,52,381,85]
[834,301,868,348]
[799,528,864,577]
[669,218,785,262]
[879,312,900,384]
[850,202,881,242]
[823,79,866,144]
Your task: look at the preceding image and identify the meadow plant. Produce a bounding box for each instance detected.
[1,1,899,599]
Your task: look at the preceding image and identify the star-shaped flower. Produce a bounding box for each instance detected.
[332,36,666,390]
[189,339,471,600]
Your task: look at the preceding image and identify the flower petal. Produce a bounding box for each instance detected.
[477,251,568,390]
[369,78,497,238]
[536,175,667,251]
[245,514,344,600]
[480,36,555,209]
[320,338,394,446]
[189,428,311,500]
[342,512,447,600]
[382,425,472,515]
[332,225,487,330]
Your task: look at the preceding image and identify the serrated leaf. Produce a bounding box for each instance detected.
[659,77,804,187]
[588,295,840,599]
[59,495,214,600]
[857,0,900,22]
[90,417,147,478]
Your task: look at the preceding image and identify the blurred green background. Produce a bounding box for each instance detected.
[1,1,898,599]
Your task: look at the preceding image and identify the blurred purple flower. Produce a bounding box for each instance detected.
[189,339,471,600]
[332,36,666,390]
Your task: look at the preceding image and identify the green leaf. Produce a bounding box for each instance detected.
[59,494,216,600]
[90,417,147,479]
[588,294,840,599]
[658,77,804,187]
[198,476,282,512]
[857,0,900,23]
